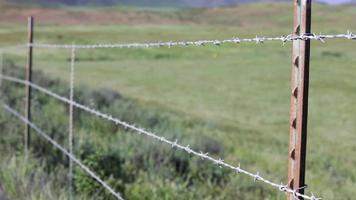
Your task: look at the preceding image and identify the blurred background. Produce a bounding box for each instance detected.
[0,0,355,199]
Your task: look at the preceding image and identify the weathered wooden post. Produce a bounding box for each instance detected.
[25,16,34,156]
[68,45,76,200]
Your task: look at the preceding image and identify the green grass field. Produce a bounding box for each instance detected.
[0,3,356,199]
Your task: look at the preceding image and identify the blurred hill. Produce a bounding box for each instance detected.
[2,0,285,7]
[4,0,355,7]
[0,0,355,26]
[0,2,296,25]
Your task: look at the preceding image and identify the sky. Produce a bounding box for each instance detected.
[317,0,352,4]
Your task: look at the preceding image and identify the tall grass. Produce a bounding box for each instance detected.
[0,62,284,199]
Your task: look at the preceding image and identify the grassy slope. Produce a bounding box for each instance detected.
[2,0,287,7]
[1,3,356,199]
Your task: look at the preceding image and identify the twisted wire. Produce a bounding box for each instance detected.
[29,32,356,49]
[0,74,321,200]
[0,32,354,50]
[1,103,124,200]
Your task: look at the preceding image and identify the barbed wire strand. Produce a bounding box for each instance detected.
[0,74,321,200]
[1,103,125,200]
[68,45,76,200]
[0,32,354,51]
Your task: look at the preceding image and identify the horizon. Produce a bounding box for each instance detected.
[318,0,352,4]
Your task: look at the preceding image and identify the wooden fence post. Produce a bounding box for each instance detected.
[25,16,34,156]
[68,45,76,200]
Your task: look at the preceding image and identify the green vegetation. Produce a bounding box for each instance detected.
[0,3,356,199]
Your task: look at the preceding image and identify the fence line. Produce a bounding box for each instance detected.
[0,74,321,200]
[1,103,124,200]
[0,8,353,199]
[0,32,354,51]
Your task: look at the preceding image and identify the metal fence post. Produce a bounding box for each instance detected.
[25,16,34,156]
[68,45,76,200]
[287,0,312,199]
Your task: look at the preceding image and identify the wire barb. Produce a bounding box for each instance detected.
[279,183,288,192]
[254,172,261,182]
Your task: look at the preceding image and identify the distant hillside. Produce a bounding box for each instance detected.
[5,0,356,7]
[8,0,290,7]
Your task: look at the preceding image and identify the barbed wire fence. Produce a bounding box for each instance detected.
[0,73,324,200]
[0,10,354,200]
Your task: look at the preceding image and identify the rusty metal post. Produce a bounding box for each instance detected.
[25,16,34,156]
[287,0,312,199]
